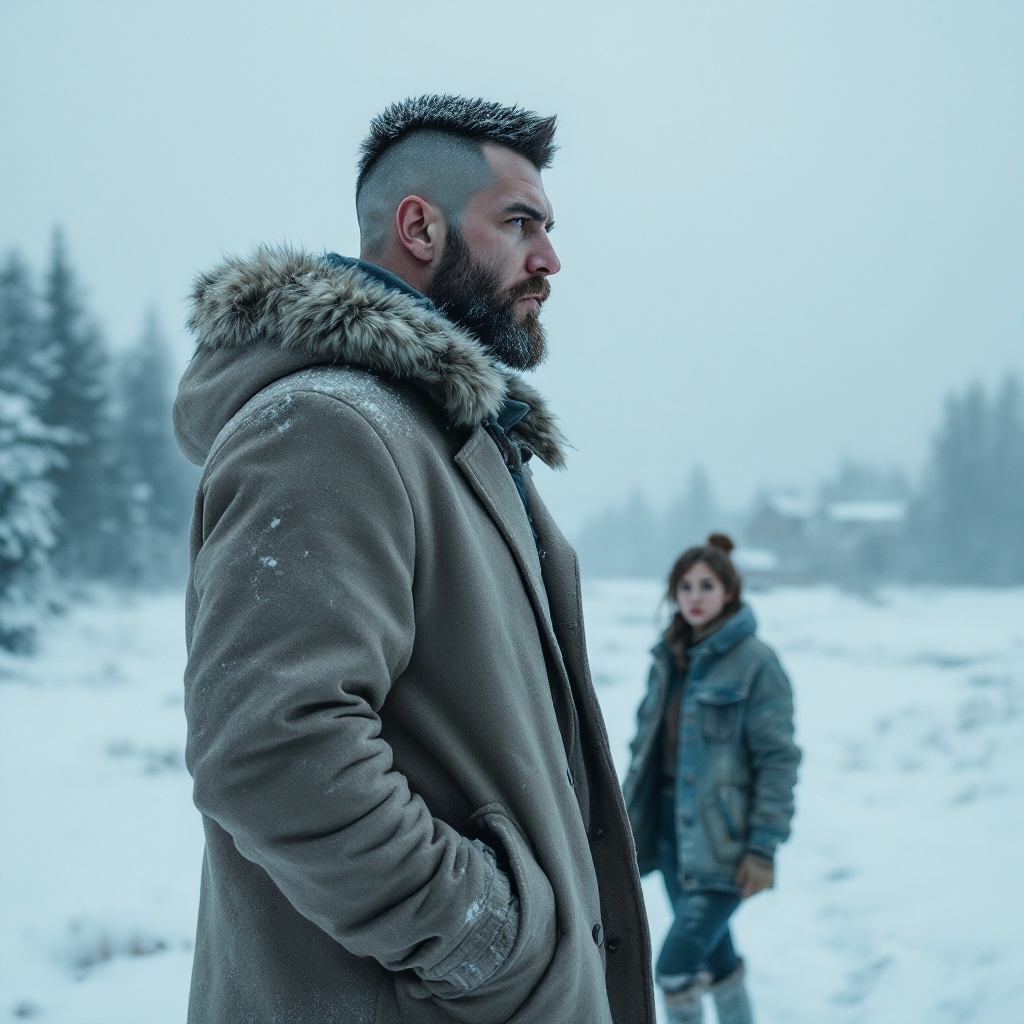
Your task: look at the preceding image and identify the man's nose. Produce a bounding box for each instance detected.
[526,234,561,277]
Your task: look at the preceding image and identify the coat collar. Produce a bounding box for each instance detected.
[690,604,757,656]
[651,604,758,664]
[184,245,567,468]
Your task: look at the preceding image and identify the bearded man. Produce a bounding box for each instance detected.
[174,95,654,1024]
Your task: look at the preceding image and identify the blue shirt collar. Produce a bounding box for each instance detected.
[323,253,435,311]
[493,398,530,433]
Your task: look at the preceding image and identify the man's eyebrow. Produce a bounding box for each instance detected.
[504,202,555,230]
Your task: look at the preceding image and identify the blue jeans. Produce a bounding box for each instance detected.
[655,791,740,985]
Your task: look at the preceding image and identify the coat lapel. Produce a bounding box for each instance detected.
[523,474,591,699]
[454,427,551,629]
[455,430,588,808]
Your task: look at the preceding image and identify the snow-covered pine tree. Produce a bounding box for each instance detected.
[40,229,119,578]
[113,309,195,585]
[0,253,57,401]
[0,253,67,651]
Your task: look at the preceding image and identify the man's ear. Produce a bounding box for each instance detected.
[395,195,445,265]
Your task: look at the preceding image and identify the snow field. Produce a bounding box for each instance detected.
[585,582,1024,1023]
[0,592,200,1023]
[2,584,1023,1022]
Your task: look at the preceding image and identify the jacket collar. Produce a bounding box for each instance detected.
[690,604,757,656]
[651,604,757,664]
[183,245,567,468]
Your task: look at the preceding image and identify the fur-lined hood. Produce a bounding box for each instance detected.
[174,245,567,468]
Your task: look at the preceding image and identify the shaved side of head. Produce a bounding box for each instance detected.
[355,131,494,259]
[355,96,557,260]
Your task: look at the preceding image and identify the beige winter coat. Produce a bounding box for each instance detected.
[173,248,654,1024]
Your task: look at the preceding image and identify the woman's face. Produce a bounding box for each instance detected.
[674,560,732,628]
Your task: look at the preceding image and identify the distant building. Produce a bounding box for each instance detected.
[825,500,907,527]
[817,500,908,581]
[746,494,816,580]
[731,546,781,589]
[745,494,908,585]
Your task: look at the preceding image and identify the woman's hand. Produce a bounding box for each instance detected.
[734,853,774,899]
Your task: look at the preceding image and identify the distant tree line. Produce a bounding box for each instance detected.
[576,466,729,579]
[0,231,195,651]
[576,374,1024,586]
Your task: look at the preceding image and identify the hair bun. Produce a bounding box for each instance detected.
[707,533,735,555]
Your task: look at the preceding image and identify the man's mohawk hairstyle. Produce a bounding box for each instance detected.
[357,94,557,192]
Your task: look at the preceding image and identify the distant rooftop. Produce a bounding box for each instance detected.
[733,547,780,572]
[826,500,907,524]
[765,494,816,520]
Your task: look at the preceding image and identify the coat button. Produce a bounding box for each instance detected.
[592,924,603,946]
[606,935,622,953]
[684,773,694,784]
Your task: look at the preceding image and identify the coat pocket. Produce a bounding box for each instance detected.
[695,687,744,743]
[699,785,747,868]
[717,785,750,843]
[395,803,558,1024]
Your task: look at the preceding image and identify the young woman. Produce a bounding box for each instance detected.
[622,535,800,1024]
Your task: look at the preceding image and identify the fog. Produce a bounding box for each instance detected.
[2,0,1022,531]
[3,6,1024,1020]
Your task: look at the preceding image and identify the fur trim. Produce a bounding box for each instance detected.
[504,375,568,470]
[187,245,567,468]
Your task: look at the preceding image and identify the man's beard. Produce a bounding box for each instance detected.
[426,227,549,371]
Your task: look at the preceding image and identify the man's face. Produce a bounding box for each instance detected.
[426,144,560,370]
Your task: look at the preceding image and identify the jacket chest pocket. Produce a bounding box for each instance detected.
[695,688,745,742]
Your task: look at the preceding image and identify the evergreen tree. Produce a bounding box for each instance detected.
[911,375,1024,583]
[928,384,991,582]
[0,254,55,400]
[576,469,725,579]
[113,310,195,585]
[0,253,67,650]
[663,465,718,556]
[987,376,1024,583]
[40,229,118,577]
[576,488,664,578]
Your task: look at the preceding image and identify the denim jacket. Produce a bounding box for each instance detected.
[622,605,800,893]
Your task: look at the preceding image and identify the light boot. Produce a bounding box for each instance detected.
[662,977,708,1024]
[710,961,754,1024]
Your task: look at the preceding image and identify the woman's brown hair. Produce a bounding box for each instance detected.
[664,533,743,669]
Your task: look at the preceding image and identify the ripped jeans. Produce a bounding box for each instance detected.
[655,791,741,987]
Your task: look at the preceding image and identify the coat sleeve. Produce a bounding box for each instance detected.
[622,662,662,796]
[185,388,517,994]
[742,652,801,860]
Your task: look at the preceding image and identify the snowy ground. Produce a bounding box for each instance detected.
[1,584,1023,1023]
[587,583,1024,1024]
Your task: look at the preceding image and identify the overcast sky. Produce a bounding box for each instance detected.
[2,1,1022,534]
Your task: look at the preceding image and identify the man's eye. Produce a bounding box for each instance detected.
[507,217,525,227]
